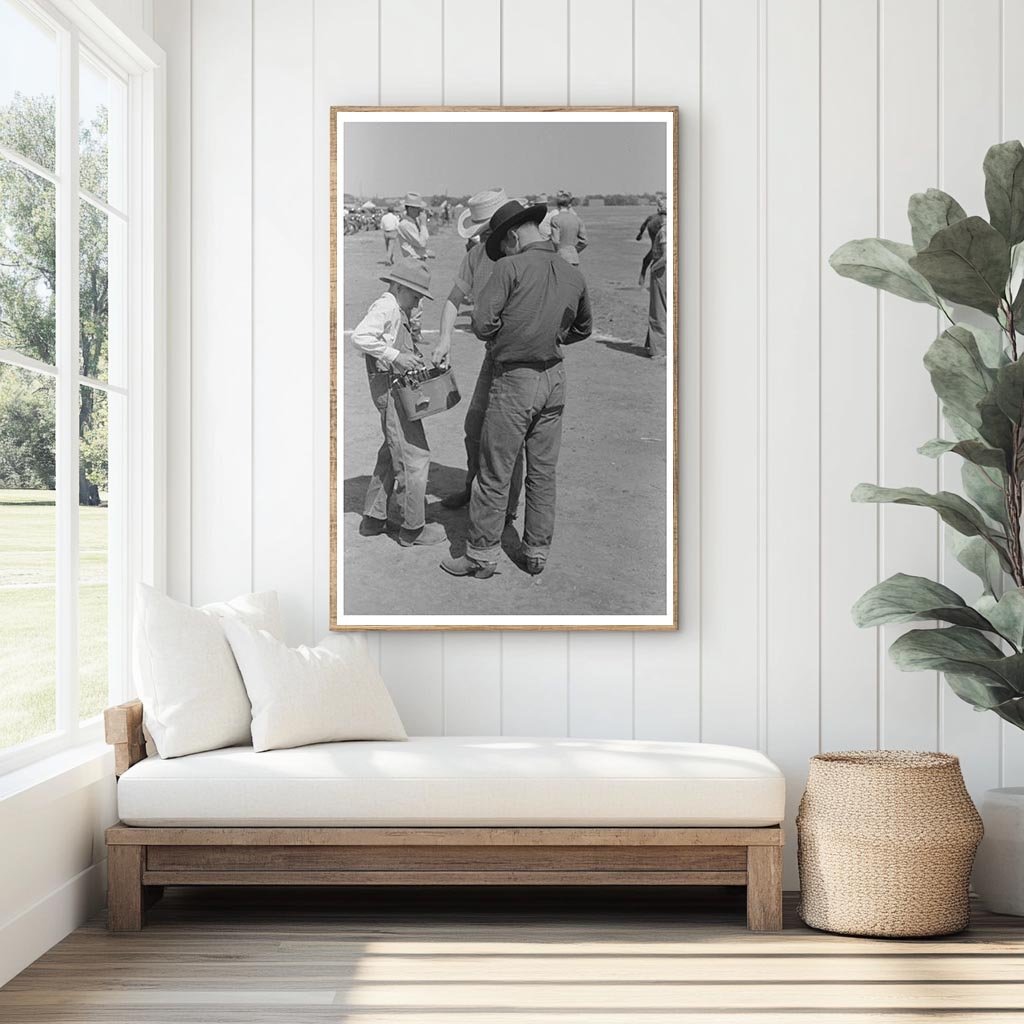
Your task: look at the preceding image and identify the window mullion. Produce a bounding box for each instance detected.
[55,23,81,735]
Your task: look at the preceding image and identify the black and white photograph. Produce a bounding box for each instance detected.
[331,109,677,630]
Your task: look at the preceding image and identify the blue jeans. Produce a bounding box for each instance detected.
[467,361,566,564]
[645,260,667,356]
[463,353,523,512]
[364,371,430,530]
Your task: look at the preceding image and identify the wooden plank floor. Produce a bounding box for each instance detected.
[3,886,1024,1022]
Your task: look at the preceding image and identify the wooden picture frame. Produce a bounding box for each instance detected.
[330,107,679,631]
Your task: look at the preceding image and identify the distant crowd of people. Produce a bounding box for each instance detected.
[349,185,668,581]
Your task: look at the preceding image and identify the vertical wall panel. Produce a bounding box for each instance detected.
[312,0,379,647]
[381,0,443,105]
[380,634,445,735]
[568,0,632,103]
[189,0,253,605]
[439,0,504,734]
[501,0,568,104]
[878,0,941,751]
[253,0,315,646]
[938,0,1002,795]
[699,0,760,749]
[444,638,502,734]
[568,634,635,738]
[764,0,821,883]
[563,0,636,734]
[502,633,569,735]
[444,0,501,105]
[1002,0,1024,786]
[819,0,879,754]
[631,0,700,742]
[153,0,191,604]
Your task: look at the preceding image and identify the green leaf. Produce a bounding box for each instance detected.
[977,589,1024,649]
[944,671,1024,714]
[909,216,1011,314]
[830,238,943,307]
[852,573,994,630]
[908,188,968,251]
[918,437,1007,470]
[889,627,1024,705]
[1011,277,1024,325]
[923,325,997,427]
[984,140,1024,246]
[968,322,1011,369]
[978,391,1016,458]
[993,357,1024,423]
[962,461,1009,527]
[985,688,1024,728]
[851,483,1009,553]
[942,407,983,442]
[950,533,1004,596]
[1009,241,1024,300]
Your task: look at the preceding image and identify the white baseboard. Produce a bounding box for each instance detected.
[0,859,107,987]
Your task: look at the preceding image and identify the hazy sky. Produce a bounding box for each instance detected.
[342,121,668,198]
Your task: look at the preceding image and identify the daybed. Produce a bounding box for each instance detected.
[104,699,786,932]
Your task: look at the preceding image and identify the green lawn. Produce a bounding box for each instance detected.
[0,489,109,751]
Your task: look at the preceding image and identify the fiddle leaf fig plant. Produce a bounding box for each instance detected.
[832,140,1024,731]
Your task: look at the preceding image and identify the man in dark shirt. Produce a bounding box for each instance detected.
[441,200,592,580]
[636,200,666,286]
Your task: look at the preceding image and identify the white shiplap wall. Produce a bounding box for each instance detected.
[153,0,1024,884]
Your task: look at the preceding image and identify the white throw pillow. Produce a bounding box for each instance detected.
[133,584,283,758]
[223,622,407,752]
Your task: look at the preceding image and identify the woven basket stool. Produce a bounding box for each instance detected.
[797,751,983,937]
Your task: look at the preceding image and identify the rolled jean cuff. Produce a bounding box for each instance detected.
[521,543,549,560]
[466,543,501,565]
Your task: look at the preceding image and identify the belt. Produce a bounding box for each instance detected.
[497,357,563,372]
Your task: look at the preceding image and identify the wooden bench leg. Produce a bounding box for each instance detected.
[746,845,783,931]
[107,845,145,932]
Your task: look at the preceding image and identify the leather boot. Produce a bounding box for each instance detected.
[398,523,447,547]
[440,554,496,579]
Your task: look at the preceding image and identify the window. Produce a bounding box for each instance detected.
[0,0,160,771]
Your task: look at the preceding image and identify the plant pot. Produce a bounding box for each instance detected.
[973,787,1024,916]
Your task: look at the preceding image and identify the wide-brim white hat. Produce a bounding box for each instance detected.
[457,187,508,238]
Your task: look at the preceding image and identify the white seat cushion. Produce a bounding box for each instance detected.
[117,736,785,827]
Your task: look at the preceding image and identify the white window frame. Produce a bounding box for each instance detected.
[0,0,164,776]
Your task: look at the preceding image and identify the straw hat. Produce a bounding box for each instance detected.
[379,259,434,299]
[457,187,508,238]
[403,192,426,210]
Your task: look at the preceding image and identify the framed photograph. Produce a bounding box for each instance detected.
[330,107,678,631]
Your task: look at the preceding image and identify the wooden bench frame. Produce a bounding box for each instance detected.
[104,700,784,932]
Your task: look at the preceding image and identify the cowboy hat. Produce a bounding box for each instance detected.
[379,259,434,299]
[457,187,508,238]
[485,200,548,261]
[403,192,426,210]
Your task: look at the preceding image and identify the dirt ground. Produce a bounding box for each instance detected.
[339,206,670,618]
